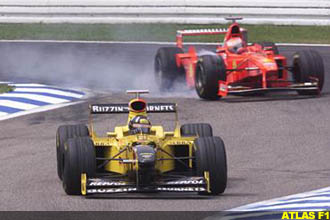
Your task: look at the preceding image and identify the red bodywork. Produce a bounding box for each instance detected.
[175,22,291,97]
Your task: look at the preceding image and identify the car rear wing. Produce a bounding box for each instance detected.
[176,28,246,48]
[88,103,179,137]
[90,103,176,114]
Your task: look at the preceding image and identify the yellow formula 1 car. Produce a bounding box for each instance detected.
[56,90,227,196]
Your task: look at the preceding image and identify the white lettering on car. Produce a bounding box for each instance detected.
[166,180,204,185]
[89,181,127,186]
[87,188,137,194]
[156,187,205,192]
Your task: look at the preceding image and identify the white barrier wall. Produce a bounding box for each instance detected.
[0,0,328,25]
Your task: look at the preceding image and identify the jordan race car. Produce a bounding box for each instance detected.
[56,90,227,196]
[154,17,324,100]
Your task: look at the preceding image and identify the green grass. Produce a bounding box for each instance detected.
[0,84,14,94]
[0,23,329,43]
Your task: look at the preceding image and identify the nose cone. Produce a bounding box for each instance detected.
[139,153,156,164]
[134,145,156,166]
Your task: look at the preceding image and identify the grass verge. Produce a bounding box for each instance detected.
[0,84,14,94]
[0,23,329,44]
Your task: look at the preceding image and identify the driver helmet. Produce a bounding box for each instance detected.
[129,115,151,134]
[226,37,244,54]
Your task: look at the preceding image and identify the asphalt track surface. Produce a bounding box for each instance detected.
[0,42,329,211]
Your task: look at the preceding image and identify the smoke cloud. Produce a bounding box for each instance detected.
[0,42,158,92]
[0,42,211,98]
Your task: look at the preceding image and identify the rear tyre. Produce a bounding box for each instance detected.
[260,42,279,55]
[62,137,96,195]
[56,124,89,180]
[292,50,324,95]
[195,55,226,100]
[174,124,213,172]
[181,123,213,137]
[195,137,227,195]
[154,47,185,91]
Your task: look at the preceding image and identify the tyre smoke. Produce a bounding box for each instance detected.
[0,42,158,92]
[0,42,202,98]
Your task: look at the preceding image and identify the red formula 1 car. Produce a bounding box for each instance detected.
[154,17,324,100]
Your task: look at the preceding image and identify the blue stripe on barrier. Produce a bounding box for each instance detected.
[0,97,49,106]
[0,106,23,113]
[13,86,85,95]
[8,91,79,101]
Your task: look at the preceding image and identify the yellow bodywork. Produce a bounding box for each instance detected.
[88,100,196,175]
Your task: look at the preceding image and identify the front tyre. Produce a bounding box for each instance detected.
[195,55,226,100]
[62,137,96,195]
[195,137,227,195]
[292,50,324,95]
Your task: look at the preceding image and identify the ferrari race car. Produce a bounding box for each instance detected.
[154,17,324,100]
[56,90,227,196]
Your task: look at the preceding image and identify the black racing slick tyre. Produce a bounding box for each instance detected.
[154,47,185,91]
[181,123,213,137]
[56,124,89,180]
[292,50,324,95]
[62,137,96,195]
[260,42,279,55]
[195,55,226,100]
[195,137,227,195]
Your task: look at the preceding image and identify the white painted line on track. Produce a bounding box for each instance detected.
[258,196,330,206]
[10,83,48,87]
[14,88,83,98]
[0,100,83,121]
[0,39,329,47]
[0,100,38,110]
[0,93,70,104]
[276,43,330,47]
[0,112,8,117]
